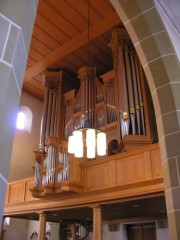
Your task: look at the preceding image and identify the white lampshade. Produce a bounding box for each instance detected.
[73,130,82,143]
[87,144,96,159]
[68,128,106,158]
[68,135,75,154]
[73,130,83,157]
[86,129,95,147]
[97,132,106,156]
[75,140,83,158]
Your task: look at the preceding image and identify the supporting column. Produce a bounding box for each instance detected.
[0,0,38,232]
[38,212,46,240]
[92,205,102,240]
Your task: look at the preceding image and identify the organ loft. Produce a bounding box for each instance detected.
[31,28,158,197]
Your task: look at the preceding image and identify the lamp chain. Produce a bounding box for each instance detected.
[88,0,90,67]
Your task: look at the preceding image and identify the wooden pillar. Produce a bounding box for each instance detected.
[92,205,102,240]
[38,212,46,240]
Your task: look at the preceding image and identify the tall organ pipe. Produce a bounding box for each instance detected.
[117,46,130,137]
[78,66,96,128]
[124,48,136,135]
[135,58,146,135]
[130,54,141,135]
[50,93,56,136]
[46,90,53,137]
[39,87,49,150]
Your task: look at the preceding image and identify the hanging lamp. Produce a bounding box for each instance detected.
[68,0,107,159]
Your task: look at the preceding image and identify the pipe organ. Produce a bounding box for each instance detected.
[31,28,157,197]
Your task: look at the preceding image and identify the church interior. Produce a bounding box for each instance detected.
[1,0,180,239]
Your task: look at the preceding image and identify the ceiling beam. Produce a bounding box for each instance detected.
[24,12,121,81]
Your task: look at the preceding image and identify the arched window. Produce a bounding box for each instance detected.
[16,112,26,129]
[16,106,33,133]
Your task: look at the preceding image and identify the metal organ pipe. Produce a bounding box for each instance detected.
[130,54,141,135]
[54,95,59,136]
[78,66,96,128]
[39,87,49,150]
[110,29,147,140]
[135,58,146,135]
[117,46,130,137]
[124,47,136,135]
[46,90,53,137]
[50,93,56,136]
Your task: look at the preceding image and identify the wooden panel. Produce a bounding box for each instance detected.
[85,163,111,191]
[25,179,36,202]
[90,0,115,17]
[33,25,60,50]
[30,37,52,56]
[35,14,68,44]
[45,0,87,31]
[28,48,44,61]
[38,0,80,37]
[115,152,152,186]
[8,182,25,204]
[25,12,121,81]
[65,0,103,24]
[151,148,163,178]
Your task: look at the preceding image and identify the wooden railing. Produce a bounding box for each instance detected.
[5,177,36,205]
[81,143,163,192]
[4,144,164,214]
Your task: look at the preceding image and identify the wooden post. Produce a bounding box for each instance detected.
[38,212,46,240]
[92,205,102,240]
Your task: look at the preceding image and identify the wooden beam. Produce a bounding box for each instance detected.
[24,12,121,81]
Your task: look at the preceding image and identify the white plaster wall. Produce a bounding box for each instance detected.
[156,228,170,240]
[101,222,170,240]
[103,224,121,240]
[8,91,43,181]
[3,218,28,240]
[49,223,59,240]
[26,220,50,240]
[2,219,170,240]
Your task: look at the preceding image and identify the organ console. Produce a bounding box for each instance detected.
[31,28,158,197]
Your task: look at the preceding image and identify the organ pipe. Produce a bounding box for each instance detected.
[33,28,157,196]
[110,28,146,139]
[78,66,96,128]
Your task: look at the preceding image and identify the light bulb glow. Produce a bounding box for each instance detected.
[68,135,75,154]
[97,132,106,156]
[87,144,96,159]
[86,129,95,147]
[73,130,82,143]
[73,130,83,157]
[68,128,107,158]
[74,140,83,158]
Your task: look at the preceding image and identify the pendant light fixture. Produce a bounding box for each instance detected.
[67,0,107,159]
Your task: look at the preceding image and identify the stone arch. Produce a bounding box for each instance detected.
[110,0,180,239]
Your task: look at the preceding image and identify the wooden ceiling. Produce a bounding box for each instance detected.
[23,0,122,100]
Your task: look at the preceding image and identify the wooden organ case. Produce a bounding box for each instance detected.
[31,28,157,198]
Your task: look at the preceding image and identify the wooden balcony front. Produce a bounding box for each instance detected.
[4,143,164,216]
